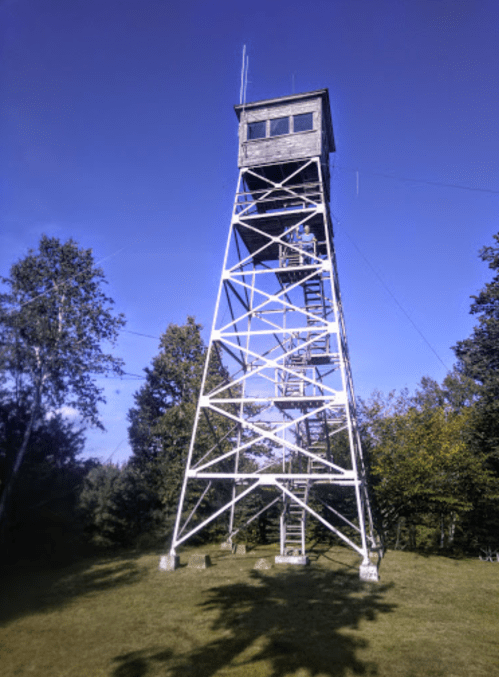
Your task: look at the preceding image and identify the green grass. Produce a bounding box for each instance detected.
[1,543,499,676]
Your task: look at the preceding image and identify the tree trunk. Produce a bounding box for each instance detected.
[409,522,416,550]
[395,517,402,550]
[449,512,457,545]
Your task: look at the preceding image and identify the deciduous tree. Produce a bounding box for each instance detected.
[0,235,125,527]
[361,374,494,551]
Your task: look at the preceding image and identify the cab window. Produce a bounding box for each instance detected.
[270,117,289,137]
[293,113,313,132]
[247,121,266,140]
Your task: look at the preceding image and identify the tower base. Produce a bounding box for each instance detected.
[275,554,309,566]
[159,555,179,571]
[359,560,379,582]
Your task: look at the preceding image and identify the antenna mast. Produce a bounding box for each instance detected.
[239,45,248,106]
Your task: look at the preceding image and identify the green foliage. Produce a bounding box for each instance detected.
[453,231,499,542]
[0,397,84,478]
[0,396,94,562]
[0,235,125,548]
[453,233,499,463]
[128,318,211,512]
[358,231,499,551]
[78,463,161,548]
[361,373,497,551]
[0,235,125,426]
[454,232,499,399]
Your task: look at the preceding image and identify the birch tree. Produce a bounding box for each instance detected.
[0,235,125,527]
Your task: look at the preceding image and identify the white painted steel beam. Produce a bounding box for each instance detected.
[167,100,377,571]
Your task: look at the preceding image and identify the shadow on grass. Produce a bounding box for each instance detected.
[112,564,395,677]
[112,649,174,677]
[0,553,147,627]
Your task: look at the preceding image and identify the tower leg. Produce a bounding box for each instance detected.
[359,557,379,582]
[163,142,380,580]
[159,554,180,571]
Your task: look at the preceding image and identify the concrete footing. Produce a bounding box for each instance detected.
[188,554,211,569]
[220,541,233,552]
[275,554,309,566]
[234,544,247,555]
[359,561,379,582]
[254,558,272,570]
[159,554,179,571]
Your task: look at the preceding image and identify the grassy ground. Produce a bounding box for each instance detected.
[1,542,498,677]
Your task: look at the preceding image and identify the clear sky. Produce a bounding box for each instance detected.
[1,0,498,464]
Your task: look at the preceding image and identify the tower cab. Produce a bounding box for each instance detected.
[235,89,335,172]
[233,90,335,264]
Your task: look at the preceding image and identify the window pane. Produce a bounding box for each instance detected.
[247,121,266,140]
[270,117,289,136]
[294,113,313,132]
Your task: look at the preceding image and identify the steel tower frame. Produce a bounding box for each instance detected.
[164,92,379,579]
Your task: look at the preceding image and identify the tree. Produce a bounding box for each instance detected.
[453,232,499,543]
[78,463,159,548]
[454,232,499,459]
[128,317,207,473]
[0,387,98,561]
[127,317,230,531]
[454,232,499,398]
[361,374,494,551]
[0,235,125,528]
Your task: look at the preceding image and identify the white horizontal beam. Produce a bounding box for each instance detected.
[205,394,347,405]
[217,324,338,337]
[187,471,357,483]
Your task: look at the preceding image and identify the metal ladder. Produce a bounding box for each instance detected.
[303,277,329,359]
[281,480,309,555]
[282,352,306,398]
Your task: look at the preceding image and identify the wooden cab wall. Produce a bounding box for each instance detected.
[234,89,335,169]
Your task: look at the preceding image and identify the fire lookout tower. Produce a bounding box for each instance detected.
[163,90,379,580]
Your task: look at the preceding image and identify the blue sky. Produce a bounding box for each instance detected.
[1,0,498,463]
